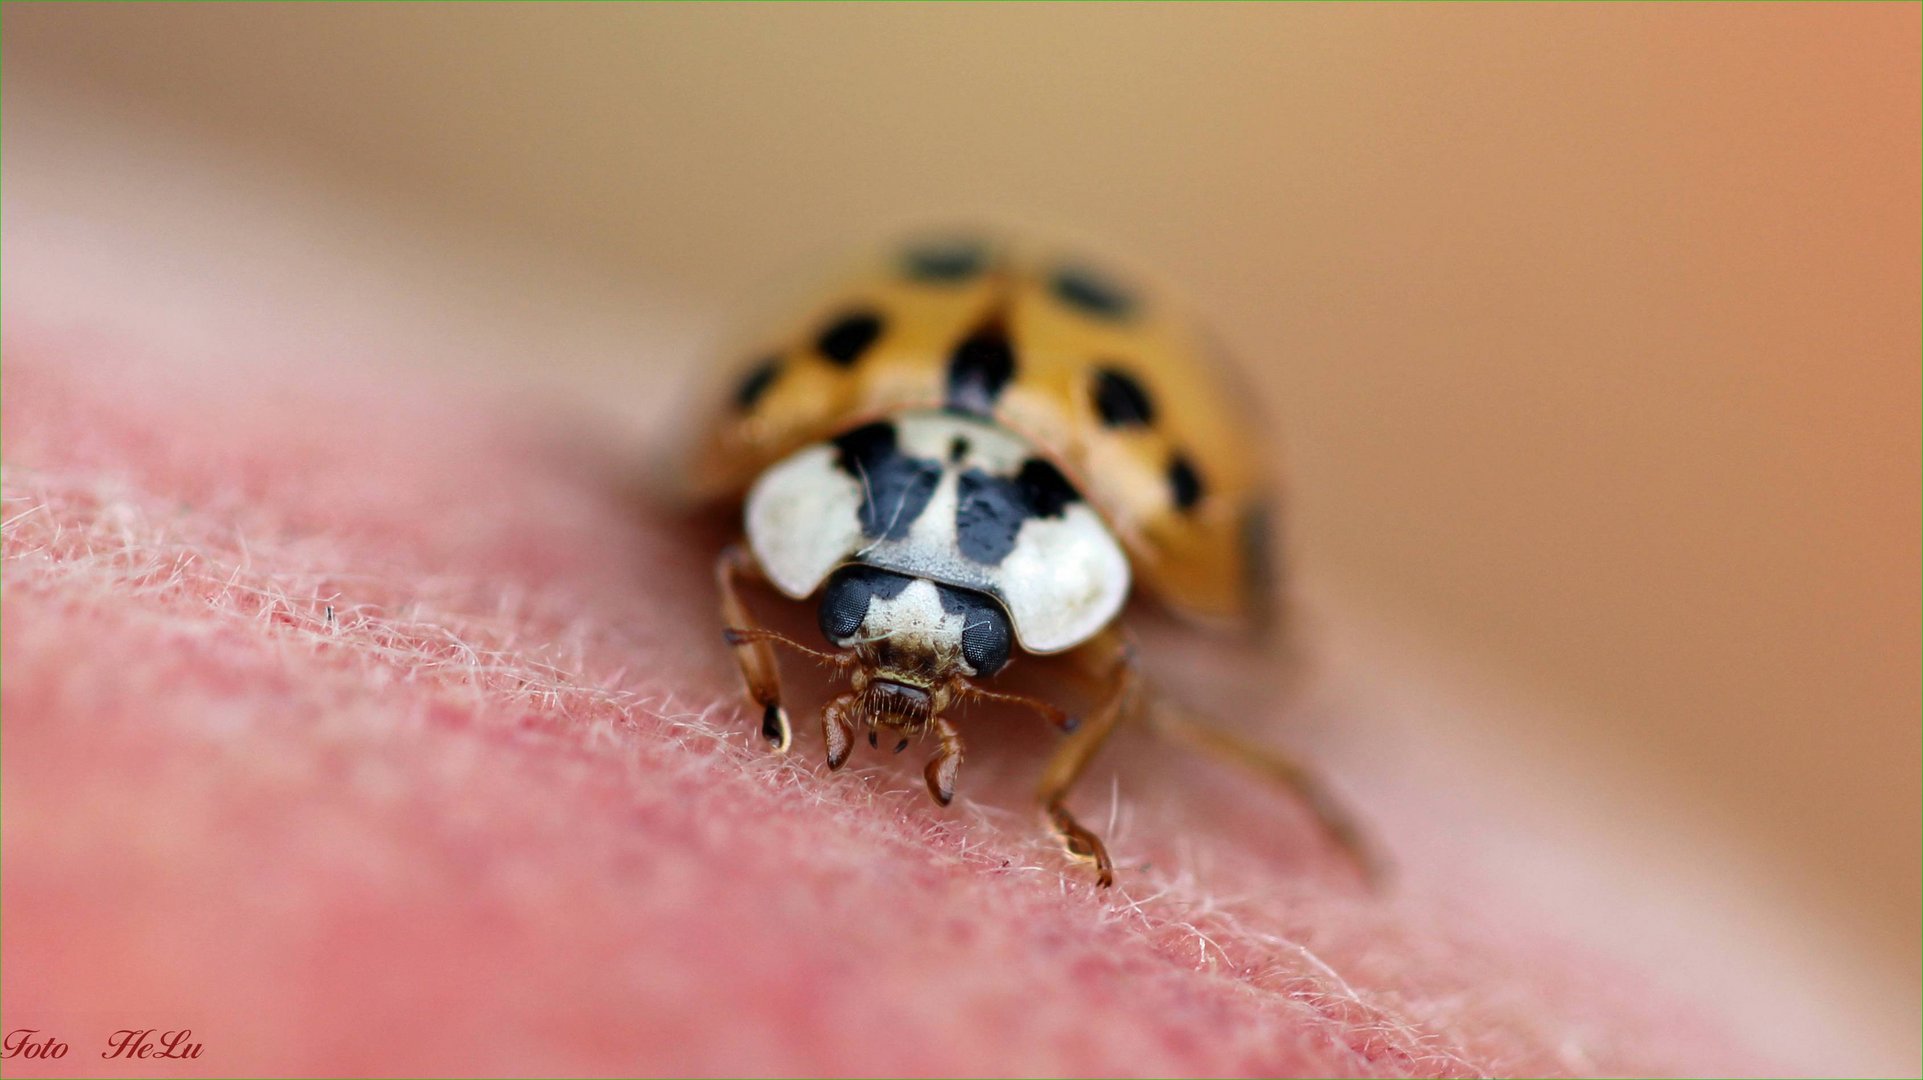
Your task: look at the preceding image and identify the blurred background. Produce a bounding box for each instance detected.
[4,3,1916,1071]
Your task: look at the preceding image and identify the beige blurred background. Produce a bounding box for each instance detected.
[4,3,1916,1068]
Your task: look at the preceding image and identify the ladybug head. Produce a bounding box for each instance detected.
[816,566,1012,691]
[726,563,1071,807]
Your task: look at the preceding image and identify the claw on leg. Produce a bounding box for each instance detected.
[1047,801,1115,888]
[761,703,792,753]
[716,543,857,759]
[1036,628,1138,888]
[717,546,791,751]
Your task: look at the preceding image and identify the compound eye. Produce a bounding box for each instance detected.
[962,612,1011,678]
[817,567,915,647]
[817,569,874,646]
[950,592,1013,678]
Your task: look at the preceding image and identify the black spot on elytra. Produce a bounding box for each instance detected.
[817,565,915,646]
[945,320,1017,416]
[1167,452,1206,511]
[1051,265,1136,320]
[733,356,783,411]
[833,422,943,540]
[1091,366,1155,427]
[901,240,988,283]
[954,458,1082,565]
[816,311,885,367]
[936,584,1013,677]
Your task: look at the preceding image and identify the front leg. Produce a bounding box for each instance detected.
[1036,627,1140,888]
[715,544,792,751]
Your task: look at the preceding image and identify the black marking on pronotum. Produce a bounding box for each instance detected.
[1015,458,1079,517]
[944,318,1017,416]
[816,565,916,645]
[901,239,988,283]
[816,310,885,367]
[1051,264,1136,320]
[832,422,942,541]
[935,583,1014,677]
[733,356,783,411]
[948,437,970,463]
[1091,366,1155,427]
[954,458,1082,566]
[1167,452,1206,511]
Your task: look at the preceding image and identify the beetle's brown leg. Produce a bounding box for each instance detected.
[1036,627,1140,888]
[1145,699,1387,889]
[716,543,851,753]
[923,716,964,806]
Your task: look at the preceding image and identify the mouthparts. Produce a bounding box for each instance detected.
[866,679,934,727]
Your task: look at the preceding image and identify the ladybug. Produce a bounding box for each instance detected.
[684,233,1373,887]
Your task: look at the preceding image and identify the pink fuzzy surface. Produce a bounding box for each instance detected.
[1,331,1760,1077]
